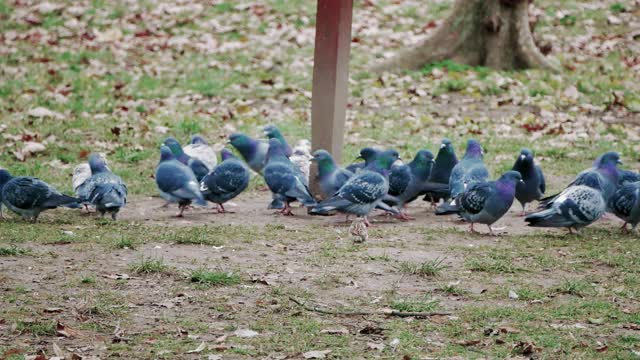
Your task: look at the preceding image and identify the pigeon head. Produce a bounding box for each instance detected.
[88,153,109,174]
[266,138,288,160]
[371,149,399,171]
[163,137,185,156]
[513,148,535,171]
[311,149,336,175]
[263,125,283,139]
[499,170,523,184]
[519,148,534,161]
[595,152,622,168]
[228,133,256,154]
[159,145,175,162]
[411,150,435,168]
[191,135,208,145]
[440,138,452,149]
[358,147,380,164]
[464,139,483,159]
[220,148,236,161]
[0,169,13,187]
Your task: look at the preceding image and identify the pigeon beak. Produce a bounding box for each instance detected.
[617,159,623,165]
[519,179,525,184]
[520,155,526,160]
[355,156,363,161]
[440,144,446,149]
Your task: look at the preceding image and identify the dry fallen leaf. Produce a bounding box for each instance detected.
[14,142,46,161]
[233,329,259,338]
[320,328,349,335]
[186,341,206,354]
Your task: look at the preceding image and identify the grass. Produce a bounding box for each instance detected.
[190,269,241,287]
[391,298,440,313]
[15,320,56,336]
[399,257,448,277]
[0,246,29,256]
[129,256,169,275]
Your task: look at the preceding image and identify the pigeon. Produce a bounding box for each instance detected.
[311,149,354,199]
[423,138,458,205]
[609,181,640,233]
[345,147,380,174]
[200,148,250,213]
[525,185,606,233]
[436,139,489,215]
[263,124,293,157]
[156,145,207,217]
[0,172,81,222]
[540,152,621,206]
[458,170,523,235]
[79,153,128,220]
[184,135,217,171]
[384,150,436,220]
[263,138,316,215]
[228,132,270,174]
[512,148,545,215]
[0,169,11,219]
[290,139,312,184]
[310,149,400,226]
[163,137,210,182]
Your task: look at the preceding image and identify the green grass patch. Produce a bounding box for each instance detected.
[190,268,241,287]
[399,257,447,277]
[129,256,169,275]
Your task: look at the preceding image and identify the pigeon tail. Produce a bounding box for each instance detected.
[44,194,82,209]
[524,208,570,227]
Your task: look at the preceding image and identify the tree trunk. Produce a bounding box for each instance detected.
[371,0,559,73]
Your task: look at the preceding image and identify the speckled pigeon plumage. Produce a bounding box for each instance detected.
[423,138,458,204]
[436,139,489,215]
[163,137,210,182]
[312,149,354,199]
[290,139,312,184]
[200,149,250,213]
[525,185,606,232]
[310,150,400,225]
[263,125,292,157]
[345,147,380,174]
[609,181,640,233]
[618,169,640,186]
[156,145,206,217]
[512,148,545,214]
[540,152,621,206]
[79,153,128,220]
[1,173,81,222]
[263,138,316,215]
[228,132,270,174]
[458,171,522,235]
[184,135,217,171]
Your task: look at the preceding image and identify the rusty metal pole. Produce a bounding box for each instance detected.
[309,0,353,198]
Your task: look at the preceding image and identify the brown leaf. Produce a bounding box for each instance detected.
[44,307,63,313]
[455,339,481,346]
[596,344,608,353]
[499,327,521,334]
[512,341,538,355]
[110,127,121,137]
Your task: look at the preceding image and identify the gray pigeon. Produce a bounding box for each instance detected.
[228,132,270,174]
[423,138,458,205]
[345,147,380,174]
[512,148,545,215]
[200,148,250,213]
[263,124,293,157]
[384,150,436,220]
[310,150,400,226]
[81,153,128,220]
[156,145,207,217]
[458,171,522,235]
[436,139,489,215]
[163,137,210,182]
[0,172,81,222]
[263,138,316,215]
[609,181,640,233]
[311,149,354,199]
[540,152,621,206]
[525,184,606,233]
[184,135,217,171]
[618,169,640,186]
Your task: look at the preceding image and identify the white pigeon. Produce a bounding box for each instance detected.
[290,139,312,184]
[183,135,217,171]
[73,154,109,205]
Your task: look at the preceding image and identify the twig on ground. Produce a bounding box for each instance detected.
[288,296,452,318]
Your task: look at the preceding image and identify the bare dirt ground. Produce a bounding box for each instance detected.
[2,192,637,359]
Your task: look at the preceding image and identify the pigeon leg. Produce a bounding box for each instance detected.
[519,203,527,217]
[216,203,235,214]
[396,211,415,221]
[280,202,294,216]
[620,222,628,234]
[469,222,478,233]
[363,216,372,227]
[111,212,118,221]
[176,205,185,218]
[487,225,495,236]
